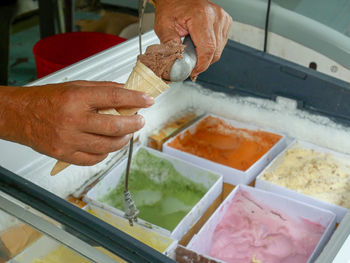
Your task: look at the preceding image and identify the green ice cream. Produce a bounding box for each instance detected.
[99,148,208,231]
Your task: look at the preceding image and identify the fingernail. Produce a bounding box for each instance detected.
[191,74,198,82]
[143,94,154,105]
[137,115,145,127]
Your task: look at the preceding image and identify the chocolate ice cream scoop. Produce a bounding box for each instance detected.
[138,36,197,81]
[169,36,197,82]
[138,41,185,80]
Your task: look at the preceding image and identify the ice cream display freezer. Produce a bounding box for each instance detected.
[1,29,350,262]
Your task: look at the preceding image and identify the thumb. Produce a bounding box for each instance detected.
[154,15,183,44]
[155,26,182,45]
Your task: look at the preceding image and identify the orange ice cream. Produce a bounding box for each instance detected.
[168,116,281,171]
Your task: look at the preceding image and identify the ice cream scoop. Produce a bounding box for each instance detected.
[169,36,197,82]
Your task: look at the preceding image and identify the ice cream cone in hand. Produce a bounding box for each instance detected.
[50,61,170,176]
[118,61,170,115]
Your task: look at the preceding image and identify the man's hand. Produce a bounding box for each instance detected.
[154,0,232,80]
[0,81,154,165]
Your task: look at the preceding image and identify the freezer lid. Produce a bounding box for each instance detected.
[196,39,350,126]
[212,0,350,71]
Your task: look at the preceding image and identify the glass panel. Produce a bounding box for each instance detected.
[0,191,121,263]
[273,0,350,36]
[269,0,350,76]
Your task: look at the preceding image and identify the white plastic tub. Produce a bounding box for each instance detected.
[84,204,178,257]
[10,203,177,263]
[187,185,336,263]
[10,234,176,263]
[163,114,286,186]
[255,140,350,223]
[84,146,223,241]
[172,245,224,263]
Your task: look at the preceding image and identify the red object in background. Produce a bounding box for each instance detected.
[33,32,126,78]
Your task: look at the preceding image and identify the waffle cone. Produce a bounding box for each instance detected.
[118,61,170,115]
[50,161,70,176]
[51,62,169,176]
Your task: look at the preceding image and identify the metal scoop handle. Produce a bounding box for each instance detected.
[169,35,197,82]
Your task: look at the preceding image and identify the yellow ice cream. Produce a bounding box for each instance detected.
[262,147,350,208]
[32,209,174,263]
[86,209,173,252]
[33,246,122,263]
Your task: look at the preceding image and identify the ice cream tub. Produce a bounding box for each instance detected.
[10,235,175,263]
[10,205,177,263]
[163,114,287,186]
[83,146,223,241]
[255,140,350,223]
[187,185,336,263]
[10,235,124,263]
[172,245,224,263]
[84,204,177,255]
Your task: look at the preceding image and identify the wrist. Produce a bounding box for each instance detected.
[0,86,31,145]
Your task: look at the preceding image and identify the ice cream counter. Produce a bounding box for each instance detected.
[1,31,350,263]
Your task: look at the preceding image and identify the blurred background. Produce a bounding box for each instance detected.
[2,0,350,85]
[1,0,155,86]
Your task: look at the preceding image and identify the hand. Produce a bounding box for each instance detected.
[0,81,154,165]
[154,0,232,80]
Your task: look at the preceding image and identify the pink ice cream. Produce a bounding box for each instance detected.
[209,191,325,263]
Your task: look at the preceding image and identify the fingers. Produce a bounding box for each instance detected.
[76,133,132,155]
[70,80,124,88]
[82,114,145,136]
[153,0,232,80]
[57,134,130,165]
[188,16,216,79]
[188,4,232,79]
[23,80,148,167]
[213,12,233,64]
[154,17,182,44]
[66,80,154,110]
[155,24,182,44]
[86,86,154,109]
[211,16,225,64]
[69,152,109,166]
[154,1,184,44]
